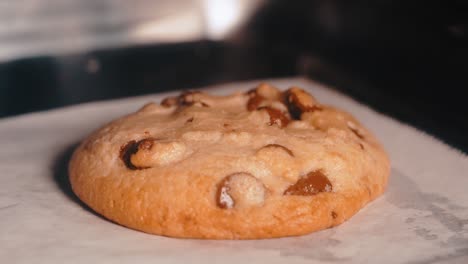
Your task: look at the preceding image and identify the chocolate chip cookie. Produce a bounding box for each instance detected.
[69,83,390,239]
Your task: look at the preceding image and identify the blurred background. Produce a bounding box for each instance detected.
[0,0,467,152]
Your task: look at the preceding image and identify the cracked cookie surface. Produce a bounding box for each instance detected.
[69,83,390,239]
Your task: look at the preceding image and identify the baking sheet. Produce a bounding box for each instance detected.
[1,78,467,263]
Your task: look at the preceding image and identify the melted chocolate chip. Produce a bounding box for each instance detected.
[284,89,322,119]
[120,140,139,170]
[284,170,332,196]
[120,139,155,170]
[258,106,290,128]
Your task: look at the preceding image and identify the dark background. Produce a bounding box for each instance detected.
[1,0,467,152]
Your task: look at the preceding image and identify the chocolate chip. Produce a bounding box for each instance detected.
[331,211,338,219]
[284,87,321,119]
[247,94,265,111]
[284,170,332,196]
[186,117,194,123]
[120,140,139,170]
[258,106,290,128]
[120,139,155,170]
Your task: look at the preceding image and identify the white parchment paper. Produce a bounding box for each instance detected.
[1,78,467,263]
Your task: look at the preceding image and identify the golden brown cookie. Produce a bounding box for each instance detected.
[69,83,390,239]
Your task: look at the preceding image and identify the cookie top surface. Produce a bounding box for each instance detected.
[69,83,390,239]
